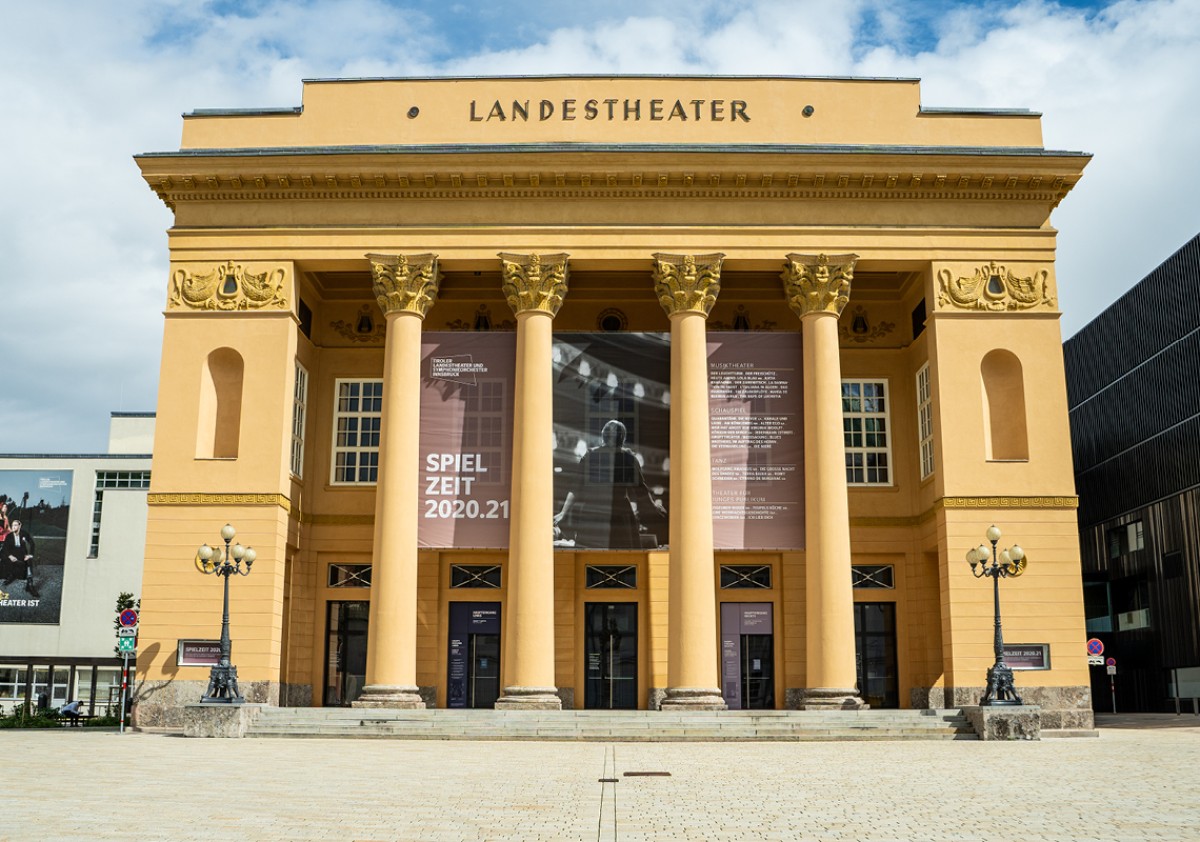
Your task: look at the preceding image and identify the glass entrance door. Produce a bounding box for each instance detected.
[854,602,899,709]
[721,603,775,709]
[325,601,368,706]
[448,602,501,709]
[585,603,638,709]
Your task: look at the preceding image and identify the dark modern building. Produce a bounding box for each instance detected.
[1065,234,1200,712]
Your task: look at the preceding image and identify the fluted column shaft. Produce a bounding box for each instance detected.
[655,253,727,711]
[496,252,568,709]
[783,253,866,710]
[355,253,441,709]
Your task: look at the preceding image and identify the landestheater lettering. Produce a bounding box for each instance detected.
[469,98,751,122]
[132,75,1096,730]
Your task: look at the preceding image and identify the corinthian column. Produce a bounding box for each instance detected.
[353,253,441,709]
[782,253,866,710]
[495,252,569,710]
[654,253,727,711]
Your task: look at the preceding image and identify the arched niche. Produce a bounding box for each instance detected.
[980,348,1029,461]
[197,347,244,459]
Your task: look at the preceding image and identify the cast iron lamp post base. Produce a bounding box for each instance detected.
[195,524,256,705]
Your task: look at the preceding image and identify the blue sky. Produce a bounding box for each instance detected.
[0,0,1197,453]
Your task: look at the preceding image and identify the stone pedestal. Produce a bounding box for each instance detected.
[798,688,870,710]
[963,704,1042,740]
[182,703,262,738]
[351,685,425,709]
[494,686,562,710]
[660,687,727,711]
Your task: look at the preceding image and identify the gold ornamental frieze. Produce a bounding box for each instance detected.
[938,496,1078,510]
[368,253,441,318]
[781,253,857,318]
[937,262,1055,311]
[169,261,288,311]
[652,252,724,317]
[147,492,292,513]
[499,252,570,316]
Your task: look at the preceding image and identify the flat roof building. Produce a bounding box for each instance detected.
[132,75,1093,730]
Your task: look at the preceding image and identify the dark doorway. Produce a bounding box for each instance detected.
[324,601,368,706]
[585,602,638,709]
[854,602,899,709]
[448,602,501,709]
[721,603,775,709]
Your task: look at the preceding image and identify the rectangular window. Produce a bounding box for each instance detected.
[89,470,152,557]
[331,379,383,484]
[450,564,502,589]
[1107,520,1145,559]
[585,565,637,589]
[842,379,891,485]
[291,362,309,478]
[916,364,934,480]
[328,564,372,588]
[851,565,895,589]
[720,565,772,589]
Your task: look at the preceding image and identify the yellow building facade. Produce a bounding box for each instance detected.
[133,76,1093,729]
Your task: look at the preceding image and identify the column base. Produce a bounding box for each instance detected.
[798,688,869,710]
[660,687,727,711]
[494,686,562,710]
[351,685,426,709]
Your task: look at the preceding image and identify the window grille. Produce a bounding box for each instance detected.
[720,565,772,589]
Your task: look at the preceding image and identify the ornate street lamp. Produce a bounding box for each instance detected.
[195,523,256,704]
[967,524,1028,706]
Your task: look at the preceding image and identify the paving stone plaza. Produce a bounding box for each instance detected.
[7,716,1198,841]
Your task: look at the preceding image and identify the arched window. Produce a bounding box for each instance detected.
[197,347,244,459]
[980,349,1028,461]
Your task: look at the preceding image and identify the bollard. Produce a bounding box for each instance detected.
[1175,696,1181,716]
[1193,697,1198,716]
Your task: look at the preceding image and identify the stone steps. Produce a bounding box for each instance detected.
[245,708,977,741]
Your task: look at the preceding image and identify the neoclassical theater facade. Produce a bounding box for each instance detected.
[133,76,1093,727]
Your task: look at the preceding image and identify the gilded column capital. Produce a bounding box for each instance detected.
[499,252,570,317]
[781,253,858,318]
[368,253,441,318]
[652,253,725,317]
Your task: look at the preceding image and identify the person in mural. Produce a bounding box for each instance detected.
[2,518,37,595]
[554,419,667,549]
[0,495,10,543]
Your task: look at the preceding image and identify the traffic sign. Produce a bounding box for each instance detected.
[1086,638,1104,656]
[1087,656,1103,666]
[117,636,136,653]
[1106,665,1117,675]
[119,609,139,627]
[117,628,137,638]
[1106,657,1116,666]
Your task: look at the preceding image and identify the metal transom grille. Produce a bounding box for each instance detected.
[851,565,895,589]
[328,564,372,588]
[585,565,637,589]
[720,565,772,589]
[450,564,502,589]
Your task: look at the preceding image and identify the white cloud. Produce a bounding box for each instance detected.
[0,0,1194,451]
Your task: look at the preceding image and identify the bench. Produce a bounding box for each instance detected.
[58,714,95,727]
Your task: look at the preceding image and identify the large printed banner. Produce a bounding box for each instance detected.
[0,470,73,624]
[708,333,804,549]
[419,333,516,548]
[419,331,804,551]
[552,333,672,550]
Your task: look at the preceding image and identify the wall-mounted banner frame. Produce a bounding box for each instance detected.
[419,333,517,548]
[177,639,222,666]
[1003,643,1050,670]
[0,469,73,624]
